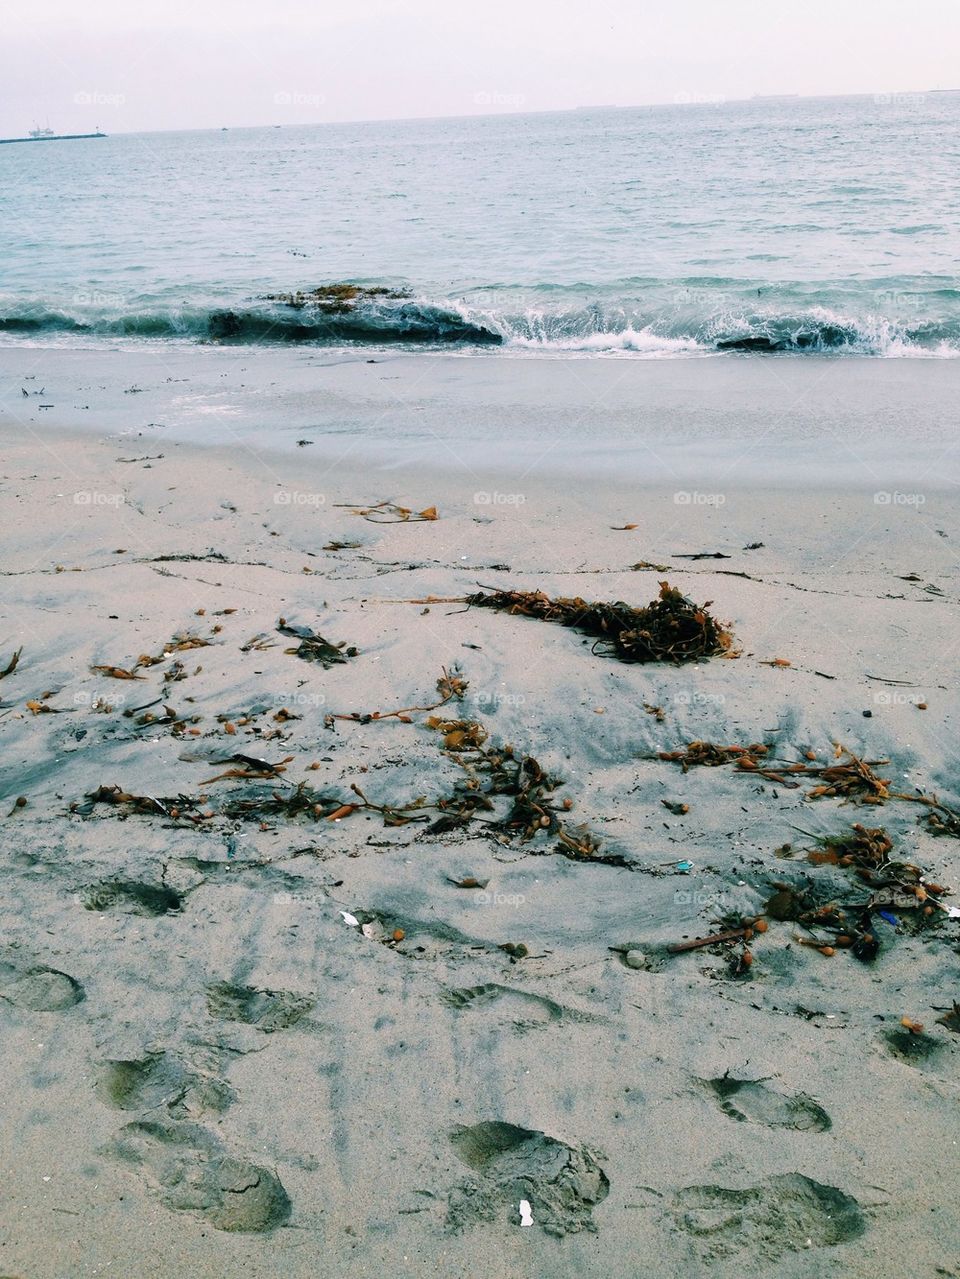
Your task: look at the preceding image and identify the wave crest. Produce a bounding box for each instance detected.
[2,287,958,357]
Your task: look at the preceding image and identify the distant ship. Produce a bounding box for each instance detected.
[0,122,107,145]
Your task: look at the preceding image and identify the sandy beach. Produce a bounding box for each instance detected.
[1,346,959,1278]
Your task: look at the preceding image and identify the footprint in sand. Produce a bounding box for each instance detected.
[442,983,600,1031]
[705,1074,831,1132]
[81,879,183,916]
[447,1120,609,1237]
[205,981,314,1032]
[96,1051,233,1119]
[106,1119,291,1232]
[668,1173,864,1263]
[0,966,84,1012]
[880,1027,952,1075]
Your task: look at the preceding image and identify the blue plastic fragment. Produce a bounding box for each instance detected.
[878,910,897,926]
[676,860,694,873]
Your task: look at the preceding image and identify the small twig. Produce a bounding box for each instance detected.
[667,926,750,954]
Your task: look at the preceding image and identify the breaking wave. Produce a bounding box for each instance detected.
[2,287,959,357]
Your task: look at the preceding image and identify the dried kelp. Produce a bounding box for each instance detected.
[806,824,894,874]
[423,725,616,865]
[336,501,438,524]
[464,581,734,664]
[91,633,215,681]
[262,284,410,312]
[805,824,947,907]
[922,805,960,838]
[68,662,612,862]
[218,783,351,823]
[658,741,770,771]
[763,824,950,968]
[655,742,934,805]
[426,717,489,751]
[73,785,204,820]
[326,666,467,726]
[134,633,215,667]
[277,620,358,667]
[0,648,22,680]
[804,749,895,803]
[349,784,430,826]
[73,779,347,826]
[26,698,70,715]
[201,755,294,784]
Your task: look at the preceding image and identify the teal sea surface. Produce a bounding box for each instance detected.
[1,92,958,356]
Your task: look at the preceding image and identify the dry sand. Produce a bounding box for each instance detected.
[1,347,959,1278]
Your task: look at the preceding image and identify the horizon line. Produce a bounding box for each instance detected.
[4,85,957,139]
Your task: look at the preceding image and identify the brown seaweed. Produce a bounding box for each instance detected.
[336,501,438,524]
[0,648,22,680]
[326,666,467,726]
[262,284,410,312]
[464,581,734,664]
[658,741,770,770]
[277,620,358,667]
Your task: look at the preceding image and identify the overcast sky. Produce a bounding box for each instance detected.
[2,0,958,134]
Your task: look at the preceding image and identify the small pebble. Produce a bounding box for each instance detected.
[862,709,872,717]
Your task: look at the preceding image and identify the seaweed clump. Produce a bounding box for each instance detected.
[262,283,410,312]
[465,581,734,664]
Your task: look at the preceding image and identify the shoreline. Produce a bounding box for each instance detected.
[3,343,960,489]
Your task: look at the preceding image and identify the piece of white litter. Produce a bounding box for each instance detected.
[339,911,360,927]
[519,1199,533,1227]
[361,923,376,939]
[947,906,960,919]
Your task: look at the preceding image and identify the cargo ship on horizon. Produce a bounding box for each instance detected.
[0,122,106,145]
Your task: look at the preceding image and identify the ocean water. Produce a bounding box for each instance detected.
[1,93,958,357]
